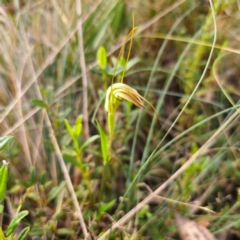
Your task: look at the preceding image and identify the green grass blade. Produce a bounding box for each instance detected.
[16,227,30,240]
[6,211,29,237]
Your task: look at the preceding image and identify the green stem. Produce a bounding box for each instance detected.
[100,164,107,199]
[108,112,115,151]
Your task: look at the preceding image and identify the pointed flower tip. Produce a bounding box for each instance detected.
[105,83,146,113]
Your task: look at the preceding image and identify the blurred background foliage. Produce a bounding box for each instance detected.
[0,0,240,239]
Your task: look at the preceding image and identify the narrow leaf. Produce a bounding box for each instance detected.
[47,181,66,202]
[56,228,75,235]
[31,99,48,109]
[0,161,8,203]
[40,172,47,185]
[0,136,13,151]
[6,210,29,237]
[30,167,36,186]
[96,121,109,164]
[64,119,74,139]
[63,153,79,167]
[74,115,82,137]
[16,227,30,240]
[99,199,116,216]
[80,135,100,150]
[97,46,107,70]
[126,57,140,70]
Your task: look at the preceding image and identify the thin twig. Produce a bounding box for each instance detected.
[76,0,89,140]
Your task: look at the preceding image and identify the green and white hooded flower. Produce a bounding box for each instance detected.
[105,83,145,113]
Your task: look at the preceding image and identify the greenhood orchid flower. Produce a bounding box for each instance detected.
[105,81,156,156]
[105,83,145,113]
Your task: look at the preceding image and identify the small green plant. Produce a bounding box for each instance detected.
[64,115,83,168]
[63,115,99,169]
[0,210,30,240]
[97,15,157,164]
[0,136,29,240]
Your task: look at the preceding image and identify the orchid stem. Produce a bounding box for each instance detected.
[108,112,115,151]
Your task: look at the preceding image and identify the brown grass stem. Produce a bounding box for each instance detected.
[76,0,90,140]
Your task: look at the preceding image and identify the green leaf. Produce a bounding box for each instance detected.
[74,115,82,137]
[40,172,47,185]
[80,135,100,150]
[111,56,118,67]
[28,226,43,236]
[96,121,109,164]
[30,168,36,186]
[6,210,29,237]
[31,99,48,109]
[64,119,74,139]
[0,204,3,213]
[0,161,8,203]
[97,199,116,220]
[62,153,79,167]
[119,57,126,66]
[107,57,140,76]
[16,227,30,240]
[18,180,31,189]
[111,2,125,35]
[126,57,140,70]
[105,66,124,76]
[56,228,75,235]
[97,46,107,70]
[47,181,66,202]
[0,136,13,151]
